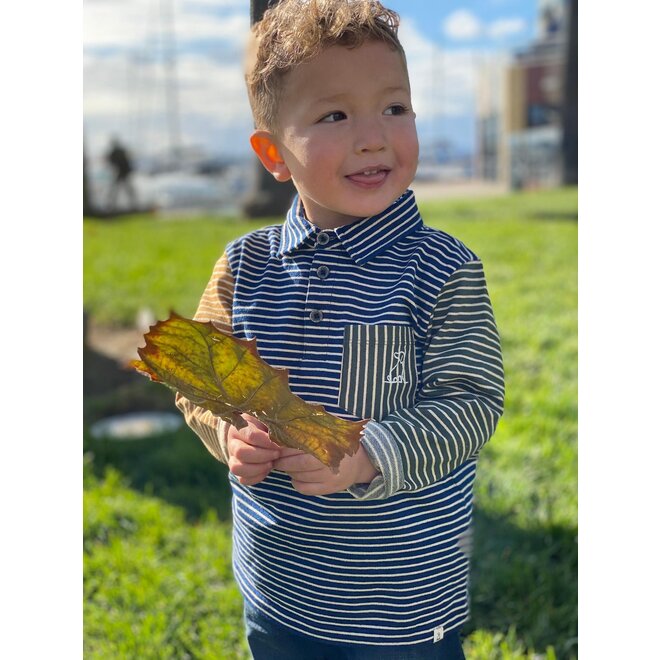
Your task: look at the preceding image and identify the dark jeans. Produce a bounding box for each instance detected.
[244,602,466,660]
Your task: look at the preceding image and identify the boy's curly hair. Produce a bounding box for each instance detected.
[245,0,406,131]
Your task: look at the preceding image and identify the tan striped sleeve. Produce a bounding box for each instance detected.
[174,251,234,464]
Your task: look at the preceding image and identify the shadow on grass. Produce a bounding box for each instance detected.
[84,424,577,659]
[83,340,576,658]
[466,509,578,659]
[84,337,234,521]
[84,427,233,522]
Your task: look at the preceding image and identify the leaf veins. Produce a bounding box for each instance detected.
[130,313,365,470]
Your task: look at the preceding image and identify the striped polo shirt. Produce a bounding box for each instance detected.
[176,189,504,646]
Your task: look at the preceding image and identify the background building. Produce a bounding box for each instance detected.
[476,0,569,189]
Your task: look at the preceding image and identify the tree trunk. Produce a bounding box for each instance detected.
[83,139,96,217]
[242,0,296,218]
[250,0,272,23]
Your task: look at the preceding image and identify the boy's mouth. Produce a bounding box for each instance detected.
[345,166,391,187]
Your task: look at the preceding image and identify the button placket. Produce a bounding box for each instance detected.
[307,259,327,324]
[316,231,330,246]
[305,230,333,330]
[309,310,323,323]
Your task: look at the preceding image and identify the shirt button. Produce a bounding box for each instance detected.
[316,232,330,246]
[309,310,323,323]
[317,265,330,279]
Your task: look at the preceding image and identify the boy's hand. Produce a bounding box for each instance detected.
[273,444,379,496]
[227,414,281,486]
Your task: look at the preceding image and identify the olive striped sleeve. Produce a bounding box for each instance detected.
[174,251,235,464]
[351,260,504,498]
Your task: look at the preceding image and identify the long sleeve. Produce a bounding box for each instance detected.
[174,251,235,464]
[350,260,505,499]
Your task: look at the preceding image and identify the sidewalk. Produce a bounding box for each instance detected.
[411,178,508,201]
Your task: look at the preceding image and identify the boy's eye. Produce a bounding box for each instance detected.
[384,104,409,116]
[319,111,347,123]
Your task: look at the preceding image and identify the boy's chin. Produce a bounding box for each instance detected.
[300,186,412,227]
[350,190,409,217]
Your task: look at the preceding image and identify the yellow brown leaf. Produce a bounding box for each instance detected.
[130,313,365,470]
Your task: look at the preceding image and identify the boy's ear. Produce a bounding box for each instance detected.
[250,131,291,182]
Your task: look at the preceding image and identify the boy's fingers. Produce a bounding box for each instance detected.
[242,414,268,432]
[277,447,306,458]
[240,425,279,450]
[285,468,328,483]
[233,442,280,464]
[229,457,273,479]
[273,453,323,473]
[237,469,271,487]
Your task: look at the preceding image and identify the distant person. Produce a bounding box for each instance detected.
[105,137,137,211]
[176,1,504,658]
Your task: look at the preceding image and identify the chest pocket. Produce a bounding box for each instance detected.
[338,324,418,421]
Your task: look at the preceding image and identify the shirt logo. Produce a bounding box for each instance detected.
[384,351,407,384]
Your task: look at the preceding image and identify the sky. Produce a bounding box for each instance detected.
[83,0,553,164]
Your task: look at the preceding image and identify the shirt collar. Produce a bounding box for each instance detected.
[278,189,423,265]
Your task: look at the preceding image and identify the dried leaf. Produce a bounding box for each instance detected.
[130,312,365,470]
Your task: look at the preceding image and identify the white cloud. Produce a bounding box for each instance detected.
[443,10,482,41]
[83,0,249,50]
[442,9,528,43]
[399,19,480,119]
[487,17,527,39]
[83,46,253,158]
[83,0,253,158]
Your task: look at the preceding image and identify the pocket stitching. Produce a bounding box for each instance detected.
[339,325,418,420]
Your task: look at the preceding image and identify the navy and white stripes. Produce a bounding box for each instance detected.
[176,189,504,645]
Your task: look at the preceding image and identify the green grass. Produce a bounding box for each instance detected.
[83,215,269,326]
[83,462,248,659]
[84,186,577,658]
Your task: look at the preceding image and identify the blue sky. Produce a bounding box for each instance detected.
[387,0,537,49]
[83,0,555,164]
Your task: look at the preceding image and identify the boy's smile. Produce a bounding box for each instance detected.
[251,40,419,229]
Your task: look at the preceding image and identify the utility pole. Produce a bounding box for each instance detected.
[161,0,182,166]
[561,0,577,185]
[242,0,296,218]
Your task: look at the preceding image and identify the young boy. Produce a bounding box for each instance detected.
[177,1,504,657]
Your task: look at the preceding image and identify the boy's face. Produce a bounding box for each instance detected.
[255,40,419,229]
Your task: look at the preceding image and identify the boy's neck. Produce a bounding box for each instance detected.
[299,200,362,230]
[301,192,409,230]
[300,195,404,230]
[308,215,360,230]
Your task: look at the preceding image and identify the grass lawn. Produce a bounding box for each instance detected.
[83,186,577,658]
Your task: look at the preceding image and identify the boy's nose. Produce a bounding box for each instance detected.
[354,122,386,153]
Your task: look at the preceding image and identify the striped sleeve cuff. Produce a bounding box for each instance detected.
[216,419,231,464]
[347,421,404,500]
